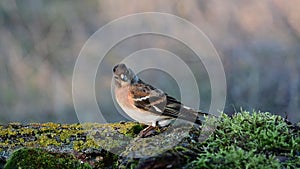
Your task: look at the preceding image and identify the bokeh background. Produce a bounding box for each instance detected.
[0,1,299,124]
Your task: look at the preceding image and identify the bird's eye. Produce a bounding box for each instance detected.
[120,74,127,81]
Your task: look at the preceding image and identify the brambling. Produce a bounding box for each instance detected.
[113,63,214,137]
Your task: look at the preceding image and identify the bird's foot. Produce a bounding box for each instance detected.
[138,125,170,138]
[138,126,157,138]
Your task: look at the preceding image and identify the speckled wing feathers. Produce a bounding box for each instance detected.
[130,81,189,118]
[130,80,213,124]
[130,82,167,115]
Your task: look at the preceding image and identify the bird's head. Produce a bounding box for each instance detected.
[113,64,138,87]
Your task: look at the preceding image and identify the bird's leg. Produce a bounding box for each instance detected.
[138,121,159,137]
[138,125,156,137]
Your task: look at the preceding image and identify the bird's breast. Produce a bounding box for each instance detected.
[115,86,134,109]
[115,86,162,125]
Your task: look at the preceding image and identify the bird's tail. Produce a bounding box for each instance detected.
[178,108,217,125]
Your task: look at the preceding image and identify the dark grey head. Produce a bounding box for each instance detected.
[113,64,137,87]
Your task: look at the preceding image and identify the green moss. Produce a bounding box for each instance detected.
[211,111,299,153]
[4,148,92,169]
[189,110,300,169]
[189,146,281,169]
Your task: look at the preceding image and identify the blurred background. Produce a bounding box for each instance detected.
[0,0,299,124]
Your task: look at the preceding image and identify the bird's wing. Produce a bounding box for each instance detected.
[130,80,215,124]
[130,81,185,118]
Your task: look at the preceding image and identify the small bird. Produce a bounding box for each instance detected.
[113,63,214,137]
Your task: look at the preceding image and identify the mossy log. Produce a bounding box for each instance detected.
[0,111,299,169]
